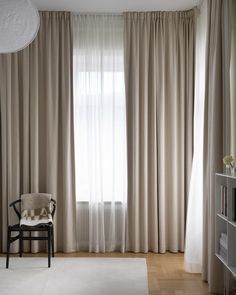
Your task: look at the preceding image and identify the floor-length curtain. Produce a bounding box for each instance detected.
[184,0,207,273]
[230,0,236,158]
[0,11,76,253]
[124,11,195,253]
[202,0,230,292]
[73,15,127,252]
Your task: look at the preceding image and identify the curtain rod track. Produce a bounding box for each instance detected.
[72,12,123,16]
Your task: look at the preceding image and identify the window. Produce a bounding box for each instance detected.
[73,15,127,203]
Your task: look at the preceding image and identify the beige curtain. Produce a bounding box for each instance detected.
[230,0,236,158]
[202,0,230,292]
[124,11,195,253]
[0,11,76,253]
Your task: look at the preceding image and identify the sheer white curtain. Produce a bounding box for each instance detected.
[73,14,127,252]
[184,1,207,273]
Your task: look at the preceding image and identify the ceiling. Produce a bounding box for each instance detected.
[31,0,201,13]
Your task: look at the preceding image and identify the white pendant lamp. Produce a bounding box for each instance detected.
[0,0,40,53]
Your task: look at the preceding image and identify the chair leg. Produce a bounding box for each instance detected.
[29,231,32,253]
[48,227,51,268]
[19,229,23,257]
[51,226,54,257]
[6,226,11,268]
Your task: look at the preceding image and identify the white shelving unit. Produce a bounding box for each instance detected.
[215,173,236,280]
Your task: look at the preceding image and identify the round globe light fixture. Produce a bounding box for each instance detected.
[0,0,40,53]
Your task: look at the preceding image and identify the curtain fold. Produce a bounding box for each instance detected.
[0,11,76,253]
[202,0,230,292]
[230,0,236,158]
[73,14,127,252]
[124,11,195,253]
[184,0,207,273]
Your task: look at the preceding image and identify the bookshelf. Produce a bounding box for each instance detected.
[215,173,236,278]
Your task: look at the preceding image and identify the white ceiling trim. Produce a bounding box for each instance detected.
[31,0,201,13]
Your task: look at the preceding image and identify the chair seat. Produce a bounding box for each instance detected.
[9,223,52,231]
[20,216,53,227]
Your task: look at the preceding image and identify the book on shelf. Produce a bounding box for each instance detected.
[219,232,227,260]
[220,232,227,241]
[232,188,236,222]
[220,185,227,217]
[219,250,227,261]
[219,232,227,248]
[220,237,227,250]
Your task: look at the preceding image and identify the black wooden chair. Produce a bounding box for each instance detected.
[6,193,56,268]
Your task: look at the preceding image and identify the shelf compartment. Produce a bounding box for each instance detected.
[216,253,236,277]
[215,176,228,217]
[228,223,236,269]
[215,217,228,261]
[215,173,236,286]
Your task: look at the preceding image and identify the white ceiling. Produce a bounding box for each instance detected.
[31,0,201,13]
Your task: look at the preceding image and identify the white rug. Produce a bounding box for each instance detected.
[0,258,148,295]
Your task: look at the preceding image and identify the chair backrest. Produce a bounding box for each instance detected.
[21,193,52,211]
[9,193,56,221]
[20,193,55,226]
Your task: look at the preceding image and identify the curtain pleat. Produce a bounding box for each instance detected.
[0,11,76,253]
[230,0,236,158]
[202,0,230,292]
[124,11,195,253]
